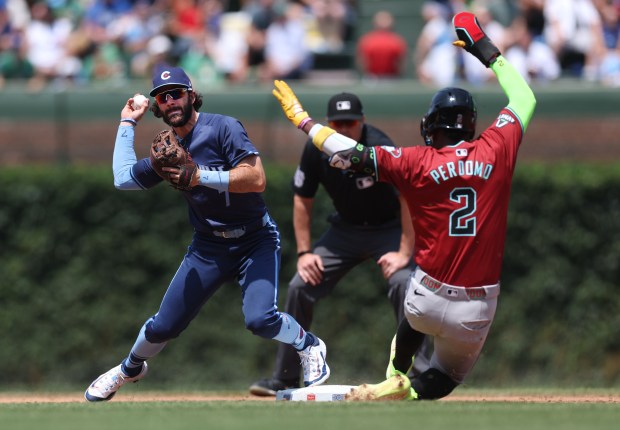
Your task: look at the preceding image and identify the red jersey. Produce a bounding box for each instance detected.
[357,30,407,77]
[375,108,523,287]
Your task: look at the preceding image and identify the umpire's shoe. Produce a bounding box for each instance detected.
[84,362,148,402]
[299,337,330,387]
[249,377,300,397]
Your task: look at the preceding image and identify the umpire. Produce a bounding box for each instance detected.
[250,93,430,396]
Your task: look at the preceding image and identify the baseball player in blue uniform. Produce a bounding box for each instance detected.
[84,65,329,402]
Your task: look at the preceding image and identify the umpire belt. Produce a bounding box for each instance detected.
[211,213,270,239]
[413,268,500,300]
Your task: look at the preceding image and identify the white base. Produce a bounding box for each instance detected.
[276,385,355,402]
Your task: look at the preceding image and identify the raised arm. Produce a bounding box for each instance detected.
[491,58,536,131]
[453,12,536,131]
[272,81,377,175]
[113,94,151,190]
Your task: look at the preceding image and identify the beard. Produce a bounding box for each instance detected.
[162,101,193,127]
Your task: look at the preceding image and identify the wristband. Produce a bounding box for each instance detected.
[198,169,230,193]
[120,118,137,126]
[297,116,313,130]
[297,250,312,257]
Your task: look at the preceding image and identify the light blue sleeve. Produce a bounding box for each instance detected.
[112,125,142,190]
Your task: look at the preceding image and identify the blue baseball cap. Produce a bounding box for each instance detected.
[149,64,193,96]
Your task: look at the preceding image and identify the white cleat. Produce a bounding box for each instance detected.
[299,338,330,387]
[84,363,148,402]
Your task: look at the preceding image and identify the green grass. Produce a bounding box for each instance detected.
[1,398,618,430]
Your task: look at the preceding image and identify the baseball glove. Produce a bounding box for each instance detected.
[149,129,197,191]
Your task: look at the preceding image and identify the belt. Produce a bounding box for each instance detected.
[329,213,399,229]
[211,213,270,239]
[413,268,500,300]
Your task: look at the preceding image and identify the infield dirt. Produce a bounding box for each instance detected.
[1,392,618,404]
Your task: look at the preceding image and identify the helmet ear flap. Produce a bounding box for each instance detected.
[420,116,432,146]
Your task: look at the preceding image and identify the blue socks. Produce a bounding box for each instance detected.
[300,332,318,350]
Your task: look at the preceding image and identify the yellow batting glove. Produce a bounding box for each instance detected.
[272,80,310,129]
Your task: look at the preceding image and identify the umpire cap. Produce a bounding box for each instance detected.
[150,64,193,96]
[327,93,364,121]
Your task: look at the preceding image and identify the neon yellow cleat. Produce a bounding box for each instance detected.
[346,374,416,401]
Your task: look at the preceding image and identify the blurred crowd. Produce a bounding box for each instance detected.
[412,0,620,87]
[0,0,358,90]
[1,0,619,90]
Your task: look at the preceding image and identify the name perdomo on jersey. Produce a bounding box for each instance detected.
[429,160,494,184]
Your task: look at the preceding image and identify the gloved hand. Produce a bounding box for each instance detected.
[272,80,311,129]
[453,12,500,67]
[150,129,197,191]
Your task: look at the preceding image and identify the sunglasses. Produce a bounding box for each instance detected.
[328,119,360,128]
[155,88,189,104]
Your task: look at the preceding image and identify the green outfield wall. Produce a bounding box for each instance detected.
[0,80,619,165]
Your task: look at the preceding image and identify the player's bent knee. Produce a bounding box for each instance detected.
[244,312,280,338]
[411,368,458,400]
[145,321,183,343]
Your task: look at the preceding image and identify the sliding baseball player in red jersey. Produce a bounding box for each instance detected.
[272,11,536,400]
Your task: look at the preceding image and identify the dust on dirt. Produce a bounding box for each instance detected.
[1,392,618,404]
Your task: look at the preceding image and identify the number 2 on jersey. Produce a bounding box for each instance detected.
[449,188,476,236]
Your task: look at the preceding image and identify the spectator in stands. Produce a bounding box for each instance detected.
[142,34,175,76]
[305,0,350,53]
[482,0,520,27]
[0,0,32,87]
[82,0,133,45]
[544,0,607,80]
[175,0,225,85]
[414,1,457,86]
[356,10,407,79]
[108,0,166,78]
[518,0,545,40]
[504,14,561,83]
[24,2,82,90]
[211,10,252,82]
[3,0,29,30]
[243,0,279,81]
[166,0,206,61]
[80,0,136,81]
[595,0,620,86]
[262,1,312,81]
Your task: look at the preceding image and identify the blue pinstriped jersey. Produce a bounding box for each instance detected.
[131,113,266,233]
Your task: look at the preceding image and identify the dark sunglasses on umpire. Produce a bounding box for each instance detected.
[155,88,188,104]
[328,119,360,128]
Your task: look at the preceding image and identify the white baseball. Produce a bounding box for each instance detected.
[132,94,149,110]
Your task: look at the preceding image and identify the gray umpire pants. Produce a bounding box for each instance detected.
[272,217,432,383]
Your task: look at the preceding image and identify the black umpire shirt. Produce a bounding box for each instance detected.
[292,124,401,226]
